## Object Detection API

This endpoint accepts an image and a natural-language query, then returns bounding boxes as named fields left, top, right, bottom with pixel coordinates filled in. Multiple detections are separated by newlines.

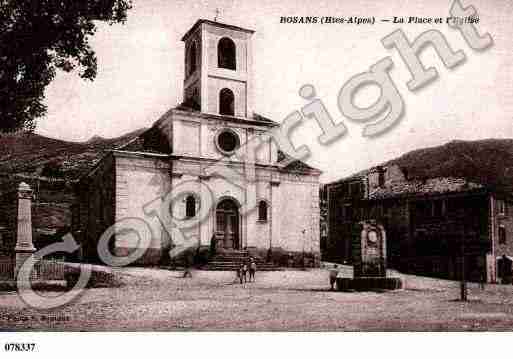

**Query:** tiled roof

left=368, top=177, right=485, bottom=200
left=277, top=151, right=321, bottom=173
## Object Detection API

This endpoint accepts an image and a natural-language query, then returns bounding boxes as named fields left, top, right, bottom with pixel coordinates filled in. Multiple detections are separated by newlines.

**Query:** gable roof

left=277, top=150, right=321, bottom=174
left=119, top=126, right=171, bottom=155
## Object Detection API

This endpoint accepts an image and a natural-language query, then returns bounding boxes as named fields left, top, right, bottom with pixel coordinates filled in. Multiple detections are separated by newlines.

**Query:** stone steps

left=202, top=264, right=280, bottom=271
left=202, top=250, right=280, bottom=271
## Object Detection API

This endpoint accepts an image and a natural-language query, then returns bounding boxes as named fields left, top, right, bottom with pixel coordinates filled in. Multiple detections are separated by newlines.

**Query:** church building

left=72, top=19, right=321, bottom=266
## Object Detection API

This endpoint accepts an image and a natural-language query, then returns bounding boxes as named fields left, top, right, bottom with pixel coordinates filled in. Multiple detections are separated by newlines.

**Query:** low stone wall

left=0, top=256, right=65, bottom=282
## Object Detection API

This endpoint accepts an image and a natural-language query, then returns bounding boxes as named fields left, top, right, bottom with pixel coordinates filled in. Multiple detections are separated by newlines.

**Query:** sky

left=38, top=0, right=513, bottom=183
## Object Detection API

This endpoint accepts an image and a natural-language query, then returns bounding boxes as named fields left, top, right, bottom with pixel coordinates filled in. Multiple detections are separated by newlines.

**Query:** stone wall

left=73, top=154, right=116, bottom=263
left=113, top=153, right=171, bottom=265
left=278, top=173, right=320, bottom=254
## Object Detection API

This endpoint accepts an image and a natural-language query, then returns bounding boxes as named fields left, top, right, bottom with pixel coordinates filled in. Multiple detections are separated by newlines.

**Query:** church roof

left=278, top=151, right=321, bottom=174
left=118, top=125, right=171, bottom=155
left=181, top=19, right=255, bottom=41
left=252, top=113, right=278, bottom=125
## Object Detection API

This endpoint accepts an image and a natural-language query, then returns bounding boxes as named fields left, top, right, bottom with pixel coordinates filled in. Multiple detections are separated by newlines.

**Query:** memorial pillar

left=14, top=182, right=35, bottom=276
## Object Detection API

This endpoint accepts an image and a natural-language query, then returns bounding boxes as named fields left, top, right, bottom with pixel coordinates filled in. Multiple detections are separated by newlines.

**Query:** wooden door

left=215, top=199, right=240, bottom=249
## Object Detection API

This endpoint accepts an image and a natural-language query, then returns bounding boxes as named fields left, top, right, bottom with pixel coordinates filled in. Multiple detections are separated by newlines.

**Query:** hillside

left=0, top=128, right=146, bottom=231
left=0, top=128, right=146, bottom=181
left=384, top=139, right=513, bottom=194
left=330, top=139, right=513, bottom=195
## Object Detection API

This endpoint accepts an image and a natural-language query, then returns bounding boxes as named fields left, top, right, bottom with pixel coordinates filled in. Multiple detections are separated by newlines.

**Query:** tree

left=0, top=0, right=132, bottom=133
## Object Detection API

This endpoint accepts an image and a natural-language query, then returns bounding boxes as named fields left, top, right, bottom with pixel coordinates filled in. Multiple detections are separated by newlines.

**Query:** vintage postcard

left=0, top=0, right=512, bottom=356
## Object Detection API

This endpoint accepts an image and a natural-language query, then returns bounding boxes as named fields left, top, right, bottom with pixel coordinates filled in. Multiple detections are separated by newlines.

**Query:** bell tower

left=181, top=19, right=255, bottom=118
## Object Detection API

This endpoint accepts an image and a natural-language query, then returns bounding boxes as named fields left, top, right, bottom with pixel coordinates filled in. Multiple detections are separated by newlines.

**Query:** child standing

left=249, top=258, right=257, bottom=282
left=329, top=264, right=339, bottom=290
left=239, top=263, right=247, bottom=284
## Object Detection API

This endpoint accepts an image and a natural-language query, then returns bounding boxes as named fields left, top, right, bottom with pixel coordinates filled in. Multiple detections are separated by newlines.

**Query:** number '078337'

left=4, top=343, right=36, bottom=352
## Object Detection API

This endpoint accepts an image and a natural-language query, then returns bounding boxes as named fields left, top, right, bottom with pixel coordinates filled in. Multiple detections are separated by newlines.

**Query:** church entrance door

left=215, top=198, right=240, bottom=250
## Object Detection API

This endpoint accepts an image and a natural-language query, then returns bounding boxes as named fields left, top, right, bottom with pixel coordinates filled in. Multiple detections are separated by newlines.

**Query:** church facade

left=72, top=19, right=321, bottom=266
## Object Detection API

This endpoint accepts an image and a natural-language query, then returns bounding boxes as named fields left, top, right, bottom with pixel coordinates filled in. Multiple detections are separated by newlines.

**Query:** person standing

left=238, top=263, right=247, bottom=284
left=183, top=253, right=193, bottom=278
left=235, top=264, right=241, bottom=283
left=329, top=264, right=339, bottom=290
left=249, top=258, right=257, bottom=282
left=241, top=262, right=248, bottom=284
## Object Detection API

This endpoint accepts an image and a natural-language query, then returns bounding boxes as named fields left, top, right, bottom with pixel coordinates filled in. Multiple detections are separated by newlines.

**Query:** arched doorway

left=215, top=198, right=240, bottom=250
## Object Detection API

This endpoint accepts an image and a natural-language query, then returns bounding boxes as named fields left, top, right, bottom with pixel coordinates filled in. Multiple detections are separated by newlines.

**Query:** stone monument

left=14, top=182, right=36, bottom=277
left=337, top=220, right=402, bottom=291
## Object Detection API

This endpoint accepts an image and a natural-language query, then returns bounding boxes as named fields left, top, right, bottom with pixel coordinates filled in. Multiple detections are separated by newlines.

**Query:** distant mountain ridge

left=0, top=128, right=146, bottom=184
left=330, top=138, right=513, bottom=195
left=0, top=128, right=146, bottom=231
left=383, top=139, right=513, bottom=194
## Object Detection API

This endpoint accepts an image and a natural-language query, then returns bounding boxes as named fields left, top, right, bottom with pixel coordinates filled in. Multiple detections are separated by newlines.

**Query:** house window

left=499, top=226, right=507, bottom=244
left=218, top=37, right=236, bottom=70
left=258, top=201, right=268, bottom=222
left=185, top=195, right=196, bottom=218
left=187, top=41, right=197, bottom=76
left=219, top=88, right=235, bottom=116
left=498, top=199, right=506, bottom=216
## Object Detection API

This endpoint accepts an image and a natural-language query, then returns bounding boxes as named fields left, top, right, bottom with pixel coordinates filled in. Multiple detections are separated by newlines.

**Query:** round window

left=216, top=129, right=239, bottom=154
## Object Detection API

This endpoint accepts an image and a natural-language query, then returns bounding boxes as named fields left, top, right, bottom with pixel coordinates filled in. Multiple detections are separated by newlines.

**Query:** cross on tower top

left=214, top=8, right=220, bottom=22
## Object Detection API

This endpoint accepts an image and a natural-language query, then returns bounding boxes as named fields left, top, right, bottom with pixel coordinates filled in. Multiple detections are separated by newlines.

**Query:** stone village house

left=326, top=164, right=513, bottom=283
left=72, top=20, right=321, bottom=266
